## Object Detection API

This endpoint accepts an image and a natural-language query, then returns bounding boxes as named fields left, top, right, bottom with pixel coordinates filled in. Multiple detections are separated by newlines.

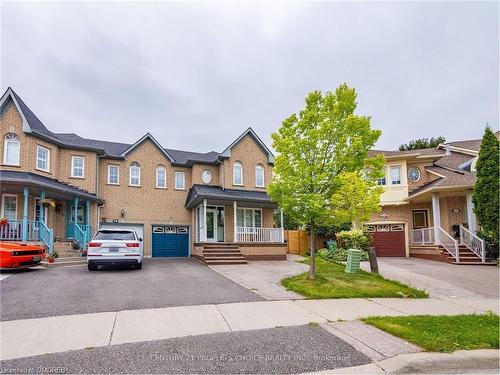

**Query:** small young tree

left=472, top=126, right=499, bottom=242
left=398, top=136, right=445, bottom=151
left=269, top=84, right=383, bottom=279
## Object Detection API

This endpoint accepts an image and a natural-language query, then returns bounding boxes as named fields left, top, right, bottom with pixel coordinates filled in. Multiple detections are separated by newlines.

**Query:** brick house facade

left=0, top=88, right=286, bottom=260
left=364, top=137, right=496, bottom=263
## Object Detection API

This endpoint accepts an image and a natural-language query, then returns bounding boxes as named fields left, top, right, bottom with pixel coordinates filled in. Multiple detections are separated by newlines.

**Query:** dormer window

left=233, top=162, right=243, bottom=185
left=3, top=133, right=20, bottom=166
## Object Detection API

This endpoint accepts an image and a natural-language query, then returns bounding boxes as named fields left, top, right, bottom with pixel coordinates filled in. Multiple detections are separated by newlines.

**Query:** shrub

left=335, top=228, right=371, bottom=251
left=317, top=247, right=369, bottom=262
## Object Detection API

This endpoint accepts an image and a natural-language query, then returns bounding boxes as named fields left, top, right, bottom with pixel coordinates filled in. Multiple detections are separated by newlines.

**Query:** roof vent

left=445, top=144, right=451, bottom=155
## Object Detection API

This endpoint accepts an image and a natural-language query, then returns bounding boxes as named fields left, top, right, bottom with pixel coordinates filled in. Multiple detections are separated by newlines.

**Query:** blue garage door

left=152, top=225, right=189, bottom=257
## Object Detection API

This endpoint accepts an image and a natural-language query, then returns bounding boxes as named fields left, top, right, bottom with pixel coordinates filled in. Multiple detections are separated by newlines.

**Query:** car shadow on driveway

left=0, top=258, right=263, bottom=321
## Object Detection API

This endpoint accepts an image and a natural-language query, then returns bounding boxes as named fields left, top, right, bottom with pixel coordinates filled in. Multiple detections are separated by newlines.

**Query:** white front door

left=206, top=209, right=217, bottom=242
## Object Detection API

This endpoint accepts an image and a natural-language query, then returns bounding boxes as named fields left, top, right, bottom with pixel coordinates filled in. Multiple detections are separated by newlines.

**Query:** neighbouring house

left=0, top=87, right=286, bottom=264
left=364, top=134, right=499, bottom=264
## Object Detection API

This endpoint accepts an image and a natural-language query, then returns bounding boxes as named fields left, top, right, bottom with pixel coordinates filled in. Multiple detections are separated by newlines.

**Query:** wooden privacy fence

left=284, top=230, right=328, bottom=254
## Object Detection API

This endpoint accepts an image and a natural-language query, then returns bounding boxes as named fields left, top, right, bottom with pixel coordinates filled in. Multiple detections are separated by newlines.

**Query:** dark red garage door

left=366, top=224, right=406, bottom=257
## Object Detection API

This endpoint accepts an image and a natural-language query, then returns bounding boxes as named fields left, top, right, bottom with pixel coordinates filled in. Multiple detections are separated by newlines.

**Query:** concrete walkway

left=1, top=297, right=498, bottom=360
left=210, top=254, right=308, bottom=300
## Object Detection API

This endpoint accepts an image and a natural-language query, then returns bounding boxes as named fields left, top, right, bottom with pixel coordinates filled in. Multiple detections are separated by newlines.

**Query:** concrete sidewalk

left=1, top=297, right=498, bottom=360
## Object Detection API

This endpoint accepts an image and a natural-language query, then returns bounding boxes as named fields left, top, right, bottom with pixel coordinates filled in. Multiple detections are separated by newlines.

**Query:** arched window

left=255, top=164, right=265, bottom=187
left=233, top=162, right=243, bottom=185
left=129, top=162, right=141, bottom=186
left=3, top=133, right=20, bottom=166
left=156, top=165, right=167, bottom=188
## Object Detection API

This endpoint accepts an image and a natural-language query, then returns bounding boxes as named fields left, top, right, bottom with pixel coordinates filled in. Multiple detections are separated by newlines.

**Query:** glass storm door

left=206, top=210, right=216, bottom=242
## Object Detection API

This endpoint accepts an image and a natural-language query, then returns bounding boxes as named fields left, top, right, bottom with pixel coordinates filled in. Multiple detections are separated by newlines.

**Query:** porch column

left=280, top=210, right=284, bottom=243
left=466, top=191, right=477, bottom=233
left=22, top=187, right=29, bottom=242
left=233, top=201, right=237, bottom=242
left=85, top=200, right=90, bottom=225
left=39, top=191, right=45, bottom=225
left=432, top=193, right=441, bottom=245
left=73, top=196, right=79, bottom=231
left=203, top=199, right=207, bottom=242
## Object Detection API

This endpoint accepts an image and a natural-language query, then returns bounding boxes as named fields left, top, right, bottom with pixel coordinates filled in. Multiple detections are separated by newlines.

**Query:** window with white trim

left=255, top=164, right=265, bottom=187
left=108, top=165, right=119, bottom=185
left=71, top=156, right=84, bottom=178
left=3, top=133, right=20, bottom=166
left=174, top=171, right=185, bottom=190
left=236, top=208, right=262, bottom=228
left=377, top=168, right=386, bottom=185
left=233, top=162, right=243, bottom=185
left=36, top=145, right=50, bottom=171
left=129, top=162, right=141, bottom=186
left=1, top=194, right=17, bottom=221
left=390, top=166, right=401, bottom=185
left=156, top=165, right=167, bottom=188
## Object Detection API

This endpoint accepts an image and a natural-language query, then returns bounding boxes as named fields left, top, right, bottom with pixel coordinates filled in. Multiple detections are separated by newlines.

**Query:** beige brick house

left=0, top=88, right=286, bottom=263
left=364, top=134, right=498, bottom=264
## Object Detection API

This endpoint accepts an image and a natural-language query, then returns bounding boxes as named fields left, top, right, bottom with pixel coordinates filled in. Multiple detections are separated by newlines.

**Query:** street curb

left=377, top=349, right=500, bottom=374
left=311, top=349, right=500, bottom=374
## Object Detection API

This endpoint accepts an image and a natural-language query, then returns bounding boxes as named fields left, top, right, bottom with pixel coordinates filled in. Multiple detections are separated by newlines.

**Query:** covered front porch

left=0, top=171, right=102, bottom=253
left=408, top=188, right=486, bottom=263
left=185, top=185, right=287, bottom=261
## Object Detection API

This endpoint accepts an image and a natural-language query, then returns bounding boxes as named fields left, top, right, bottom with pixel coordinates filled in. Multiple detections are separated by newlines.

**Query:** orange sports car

left=0, top=243, right=46, bottom=270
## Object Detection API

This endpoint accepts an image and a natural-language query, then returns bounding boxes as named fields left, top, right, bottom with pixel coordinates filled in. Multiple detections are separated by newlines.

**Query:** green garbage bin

left=326, top=240, right=336, bottom=251
left=345, top=249, right=362, bottom=273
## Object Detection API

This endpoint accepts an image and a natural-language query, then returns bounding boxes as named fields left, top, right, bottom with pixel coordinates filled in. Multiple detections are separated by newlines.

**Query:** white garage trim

left=365, top=221, right=409, bottom=257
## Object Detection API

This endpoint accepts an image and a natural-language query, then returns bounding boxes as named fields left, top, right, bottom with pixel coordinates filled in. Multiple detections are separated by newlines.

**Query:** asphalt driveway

left=0, top=258, right=263, bottom=321
left=361, top=257, right=499, bottom=298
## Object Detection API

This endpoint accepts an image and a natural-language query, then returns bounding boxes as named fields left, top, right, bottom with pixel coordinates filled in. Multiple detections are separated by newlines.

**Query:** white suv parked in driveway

left=87, top=228, right=144, bottom=271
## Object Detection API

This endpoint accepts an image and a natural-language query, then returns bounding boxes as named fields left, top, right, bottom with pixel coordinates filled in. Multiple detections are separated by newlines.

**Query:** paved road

left=361, top=257, right=500, bottom=298
left=0, top=325, right=370, bottom=374
left=0, top=259, right=262, bottom=321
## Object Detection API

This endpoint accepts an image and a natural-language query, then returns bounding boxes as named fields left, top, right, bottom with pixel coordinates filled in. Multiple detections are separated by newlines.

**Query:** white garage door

left=99, top=222, right=144, bottom=241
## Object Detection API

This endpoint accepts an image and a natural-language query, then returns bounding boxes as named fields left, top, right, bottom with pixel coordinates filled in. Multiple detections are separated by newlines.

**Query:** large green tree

left=472, top=126, right=499, bottom=242
left=398, top=136, right=445, bottom=151
left=269, top=84, right=383, bottom=279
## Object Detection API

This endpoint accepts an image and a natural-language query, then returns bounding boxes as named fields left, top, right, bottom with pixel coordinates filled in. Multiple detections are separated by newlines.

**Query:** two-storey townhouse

left=364, top=134, right=499, bottom=264
left=0, top=88, right=286, bottom=263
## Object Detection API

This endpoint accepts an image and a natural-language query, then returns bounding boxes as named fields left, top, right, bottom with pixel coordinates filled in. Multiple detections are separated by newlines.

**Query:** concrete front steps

left=410, top=244, right=495, bottom=265
left=41, top=240, right=86, bottom=268
left=202, top=244, right=247, bottom=265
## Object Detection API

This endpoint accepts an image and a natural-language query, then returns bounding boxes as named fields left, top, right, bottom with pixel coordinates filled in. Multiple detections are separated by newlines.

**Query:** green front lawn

left=363, top=314, right=499, bottom=352
left=281, top=258, right=427, bottom=299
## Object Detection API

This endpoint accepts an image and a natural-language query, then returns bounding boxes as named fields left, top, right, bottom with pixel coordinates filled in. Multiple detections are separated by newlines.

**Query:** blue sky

left=2, top=1, right=498, bottom=152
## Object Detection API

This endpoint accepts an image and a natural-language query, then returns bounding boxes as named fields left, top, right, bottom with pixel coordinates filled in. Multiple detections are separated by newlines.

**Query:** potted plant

left=40, top=198, right=56, bottom=208
left=47, top=254, right=55, bottom=263
left=52, top=250, right=59, bottom=259
left=0, top=217, right=7, bottom=227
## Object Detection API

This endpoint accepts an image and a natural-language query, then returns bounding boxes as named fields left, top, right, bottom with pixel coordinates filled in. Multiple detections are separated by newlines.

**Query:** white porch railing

left=236, top=227, right=283, bottom=243
left=460, top=225, right=485, bottom=262
left=411, top=227, right=435, bottom=245
left=438, top=227, right=459, bottom=262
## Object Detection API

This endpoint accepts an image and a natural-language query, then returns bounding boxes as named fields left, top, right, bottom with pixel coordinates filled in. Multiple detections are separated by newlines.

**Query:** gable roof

left=221, top=127, right=275, bottom=164
left=0, top=88, right=273, bottom=167
left=119, top=133, right=174, bottom=162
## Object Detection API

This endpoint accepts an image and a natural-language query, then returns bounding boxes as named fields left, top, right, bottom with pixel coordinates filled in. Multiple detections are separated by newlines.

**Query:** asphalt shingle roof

left=0, top=170, right=103, bottom=202
left=185, top=184, right=274, bottom=208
